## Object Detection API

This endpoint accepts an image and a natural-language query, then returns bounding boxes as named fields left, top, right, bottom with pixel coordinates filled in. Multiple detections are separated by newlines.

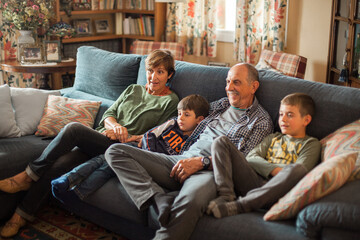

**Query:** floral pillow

left=35, top=95, right=101, bottom=137
left=263, top=152, right=357, bottom=221
left=320, top=119, right=360, bottom=181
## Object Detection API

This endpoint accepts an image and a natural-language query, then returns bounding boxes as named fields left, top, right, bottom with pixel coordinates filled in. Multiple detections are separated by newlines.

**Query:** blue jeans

left=65, top=154, right=114, bottom=200
left=17, top=122, right=115, bottom=221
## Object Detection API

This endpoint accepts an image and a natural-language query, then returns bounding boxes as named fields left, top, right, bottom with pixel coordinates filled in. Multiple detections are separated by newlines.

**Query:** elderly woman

left=0, top=49, right=179, bottom=237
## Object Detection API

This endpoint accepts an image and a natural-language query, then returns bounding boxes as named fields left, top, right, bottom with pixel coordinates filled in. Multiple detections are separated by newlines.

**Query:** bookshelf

left=55, top=0, right=166, bottom=53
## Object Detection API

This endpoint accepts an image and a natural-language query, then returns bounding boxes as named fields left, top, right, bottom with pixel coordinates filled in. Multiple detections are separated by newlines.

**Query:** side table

left=0, top=60, right=76, bottom=90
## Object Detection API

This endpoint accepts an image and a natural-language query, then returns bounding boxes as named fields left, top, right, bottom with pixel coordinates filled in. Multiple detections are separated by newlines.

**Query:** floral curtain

left=0, top=12, right=40, bottom=88
left=234, top=0, right=287, bottom=64
left=166, top=0, right=219, bottom=57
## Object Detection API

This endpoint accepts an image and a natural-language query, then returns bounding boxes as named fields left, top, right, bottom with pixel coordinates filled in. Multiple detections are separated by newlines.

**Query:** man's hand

left=270, top=167, right=282, bottom=177
left=170, top=157, right=203, bottom=183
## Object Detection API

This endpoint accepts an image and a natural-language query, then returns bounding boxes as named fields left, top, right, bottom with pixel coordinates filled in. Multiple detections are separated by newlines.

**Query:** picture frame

left=44, top=40, right=61, bottom=62
left=95, top=19, right=110, bottom=33
left=19, top=43, right=44, bottom=63
left=73, top=19, right=92, bottom=35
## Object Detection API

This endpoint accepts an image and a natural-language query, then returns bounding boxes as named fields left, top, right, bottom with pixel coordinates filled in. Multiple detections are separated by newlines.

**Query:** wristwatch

left=201, top=156, right=211, bottom=170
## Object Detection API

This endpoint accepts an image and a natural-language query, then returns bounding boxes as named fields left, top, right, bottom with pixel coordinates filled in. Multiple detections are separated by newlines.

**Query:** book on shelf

left=116, top=0, right=123, bottom=9
left=123, top=17, right=130, bottom=34
left=123, top=15, right=154, bottom=36
left=99, top=0, right=105, bottom=9
left=115, top=12, right=123, bottom=34
left=91, top=0, right=99, bottom=10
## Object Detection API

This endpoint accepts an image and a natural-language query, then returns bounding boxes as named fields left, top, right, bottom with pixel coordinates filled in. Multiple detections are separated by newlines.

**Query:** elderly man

left=105, top=63, right=274, bottom=240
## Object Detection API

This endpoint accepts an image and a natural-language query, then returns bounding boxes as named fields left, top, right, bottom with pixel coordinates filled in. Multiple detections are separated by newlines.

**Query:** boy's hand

left=124, top=135, right=144, bottom=147
left=170, top=157, right=203, bottom=183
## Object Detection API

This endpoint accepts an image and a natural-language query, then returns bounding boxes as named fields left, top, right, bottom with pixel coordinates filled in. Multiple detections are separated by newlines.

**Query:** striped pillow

left=321, top=119, right=360, bottom=181
left=263, top=152, right=357, bottom=221
left=35, top=95, right=101, bottom=137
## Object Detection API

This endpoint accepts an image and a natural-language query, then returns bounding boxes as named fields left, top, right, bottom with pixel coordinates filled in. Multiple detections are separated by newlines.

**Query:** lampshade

left=155, top=0, right=186, bottom=2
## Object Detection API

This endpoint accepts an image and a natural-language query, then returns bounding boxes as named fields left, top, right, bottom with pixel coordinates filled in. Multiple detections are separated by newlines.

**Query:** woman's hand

left=102, top=129, right=117, bottom=141
left=112, top=125, right=129, bottom=143
left=170, top=157, right=203, bottom=183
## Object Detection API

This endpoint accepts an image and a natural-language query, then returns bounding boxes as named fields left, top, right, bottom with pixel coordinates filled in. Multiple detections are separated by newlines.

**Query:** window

left=216, top=0, right=236, bottom=42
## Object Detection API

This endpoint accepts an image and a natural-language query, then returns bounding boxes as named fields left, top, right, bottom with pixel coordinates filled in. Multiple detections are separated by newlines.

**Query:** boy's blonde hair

left=177, top=94, right=210, bottom=118
left=281, top=93, right=315, bottom=117
left=145, top=49, right=175, bottom=76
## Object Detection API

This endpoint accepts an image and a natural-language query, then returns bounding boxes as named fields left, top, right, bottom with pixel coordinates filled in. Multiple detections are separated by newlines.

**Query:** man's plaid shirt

left=179, top=97, right=274, bottom=156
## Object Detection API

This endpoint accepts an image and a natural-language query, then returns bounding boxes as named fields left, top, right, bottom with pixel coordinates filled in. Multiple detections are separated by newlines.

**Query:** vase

left=18, top=30, right=35, bottom=44
left=17, top=30, right=36, bottom=62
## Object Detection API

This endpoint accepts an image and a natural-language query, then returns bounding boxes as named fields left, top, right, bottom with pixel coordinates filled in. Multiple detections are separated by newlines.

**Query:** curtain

left=234, top=0, right=287, bottom=64
left=0, top=13, right=40, bottom=88
left=166, top=0, right=219, bottom=57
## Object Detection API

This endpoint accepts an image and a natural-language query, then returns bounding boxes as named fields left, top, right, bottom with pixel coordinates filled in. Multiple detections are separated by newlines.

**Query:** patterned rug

left=2, top=205, right=127, bottom=240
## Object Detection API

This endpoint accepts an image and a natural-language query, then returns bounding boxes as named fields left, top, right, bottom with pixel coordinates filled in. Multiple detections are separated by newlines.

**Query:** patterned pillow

left=35, top=95, right=101, bottom=137
left=255, top=58, right=284, bottom=75
left=263, top=152, right=357, bottom=221
left=320, top=119, right=360, bottom=181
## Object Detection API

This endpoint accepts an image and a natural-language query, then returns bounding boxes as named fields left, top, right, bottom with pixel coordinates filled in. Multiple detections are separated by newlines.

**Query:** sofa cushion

left=320, top=119, right=360, bottom=181
left=256, top=70, right=360, bottom=140
left=74, top=46, right=141, bottom=101
left=0, top=84, right=21, bottom=138
left=263, top=152, right=357, bottom=221
left=10, top=87, right=61, bottom=136
left=35, top=95, right=101, bottom=137
left=296, top=179, right=360, bottom=238
left=0, top=135, right=51, bottom=179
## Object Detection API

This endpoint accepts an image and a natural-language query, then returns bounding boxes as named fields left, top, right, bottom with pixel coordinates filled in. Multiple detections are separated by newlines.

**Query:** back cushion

left=137, top=57, right=229, bottom=103
left=256, top=70, right=360, bottom=140
left=74, top=46, right=141, bottom=101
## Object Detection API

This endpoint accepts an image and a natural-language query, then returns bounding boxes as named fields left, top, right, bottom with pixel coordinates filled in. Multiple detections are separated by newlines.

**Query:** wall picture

left=95, top=19, right=110, bottom=33
left=45, top=40, right=61, bottom=62
left=74, top=19, right=92, bottom=35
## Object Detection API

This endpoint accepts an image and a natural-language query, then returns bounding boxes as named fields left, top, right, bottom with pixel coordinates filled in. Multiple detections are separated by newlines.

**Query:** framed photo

left=19, top=44, right=44, bottom=63
left=95, top=19, right=110, bottom=33
left=45, top=40, right=61, bottom=62
left=73, top=19, right=92, bottom=35
left=208, top=61, right=230, bottom=67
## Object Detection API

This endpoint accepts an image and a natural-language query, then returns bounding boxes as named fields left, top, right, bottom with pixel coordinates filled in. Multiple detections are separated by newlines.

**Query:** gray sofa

left=1, top=46, right=360, bottom=240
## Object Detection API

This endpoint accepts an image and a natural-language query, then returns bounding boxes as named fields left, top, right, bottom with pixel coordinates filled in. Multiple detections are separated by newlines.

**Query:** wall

left=183, top=0, right=332, bottom=83
left=286, top=0, right=332, bottom=82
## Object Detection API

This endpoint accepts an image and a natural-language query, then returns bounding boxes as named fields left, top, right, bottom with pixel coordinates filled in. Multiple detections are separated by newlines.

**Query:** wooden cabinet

left=54, top=0, right=166, bottom=53
left=327, top=0, right=360, bottom=88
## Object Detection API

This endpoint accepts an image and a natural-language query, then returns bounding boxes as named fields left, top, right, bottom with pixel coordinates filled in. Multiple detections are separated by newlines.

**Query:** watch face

left=203, top=157, right=210, bottom=165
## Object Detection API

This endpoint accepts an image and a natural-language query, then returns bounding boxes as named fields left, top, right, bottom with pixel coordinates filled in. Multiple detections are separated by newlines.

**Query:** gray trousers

left=212, top=136, right=308, bottom=211
left=105, top=144, right=216, bottom=240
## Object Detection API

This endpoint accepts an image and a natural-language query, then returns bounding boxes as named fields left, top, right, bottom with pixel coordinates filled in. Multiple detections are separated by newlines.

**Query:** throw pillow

left=0, top=84, right=21, bottom=138
left=320, top=119, right=360, bottom=181
left=263, top=152, right=357, bottom=221
left=10, top=87, right=61, bottom=136
left=35, top=95, right=101, bottom=137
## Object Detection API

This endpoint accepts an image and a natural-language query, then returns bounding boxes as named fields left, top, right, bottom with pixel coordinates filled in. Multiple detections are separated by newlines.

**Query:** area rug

left=3, top=205, right=127, bottom=240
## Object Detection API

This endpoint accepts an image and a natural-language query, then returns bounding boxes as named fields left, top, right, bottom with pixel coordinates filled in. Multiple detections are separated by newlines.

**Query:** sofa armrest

left=296, top=180, right=360, bottom=238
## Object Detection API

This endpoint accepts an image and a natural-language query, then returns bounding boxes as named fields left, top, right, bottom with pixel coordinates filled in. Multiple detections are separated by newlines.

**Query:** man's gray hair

left=243, top=63, right=259, bottom=84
